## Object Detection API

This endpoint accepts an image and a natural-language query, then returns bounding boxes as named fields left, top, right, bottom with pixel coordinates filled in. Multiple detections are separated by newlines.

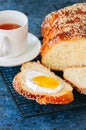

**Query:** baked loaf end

left=63, top=67, right=86, bottom=95
left=13, top=62, right=74, bottom=105
left=41, top=3, right=86, bottom=71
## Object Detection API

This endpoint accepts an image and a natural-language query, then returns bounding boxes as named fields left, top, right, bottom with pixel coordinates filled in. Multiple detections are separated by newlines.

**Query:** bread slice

left=63, top=67, right=86, bottom=94
left=13, top=62, right=74, bottom=104
left=41, top=3, right=86, bottom=71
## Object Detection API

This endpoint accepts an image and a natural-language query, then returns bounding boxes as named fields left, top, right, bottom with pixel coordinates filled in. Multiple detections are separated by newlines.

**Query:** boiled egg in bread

left=26, top=71, right=63, bottom=94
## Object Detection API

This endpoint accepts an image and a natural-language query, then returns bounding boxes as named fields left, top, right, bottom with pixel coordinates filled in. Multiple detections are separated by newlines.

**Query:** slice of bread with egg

left=13, top=62, right=74, bottom=104
left=63, top=67, right=86, bottom=95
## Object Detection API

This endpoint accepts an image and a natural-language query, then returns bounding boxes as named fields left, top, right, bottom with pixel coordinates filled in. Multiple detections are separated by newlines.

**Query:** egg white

left=26, top=71, right=63, bottom=94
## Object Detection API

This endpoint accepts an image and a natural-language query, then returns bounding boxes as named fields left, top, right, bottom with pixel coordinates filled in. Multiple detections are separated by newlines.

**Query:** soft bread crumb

left=64, top=67, right=86, bottom=94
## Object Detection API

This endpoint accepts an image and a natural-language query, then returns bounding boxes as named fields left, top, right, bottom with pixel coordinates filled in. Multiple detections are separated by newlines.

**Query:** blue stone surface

left=0, top=0, right=86, bottom=130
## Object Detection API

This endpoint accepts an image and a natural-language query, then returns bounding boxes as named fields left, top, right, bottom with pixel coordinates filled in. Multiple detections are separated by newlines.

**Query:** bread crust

left=13, top=71, right=74, bottom=105
left=41, top=3, right=86, bottom=57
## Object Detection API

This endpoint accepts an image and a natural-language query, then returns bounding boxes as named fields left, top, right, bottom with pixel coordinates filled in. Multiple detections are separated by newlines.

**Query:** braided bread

left=41, top=3, right=86, bottom=71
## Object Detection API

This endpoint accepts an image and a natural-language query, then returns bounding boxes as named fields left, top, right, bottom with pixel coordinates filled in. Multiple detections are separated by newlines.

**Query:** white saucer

left=0, top=33, right=41, bottom=67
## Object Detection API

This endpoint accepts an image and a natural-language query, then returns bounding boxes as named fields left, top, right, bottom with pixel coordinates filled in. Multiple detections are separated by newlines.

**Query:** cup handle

left=0, top=33, right=6, bottom=57
left=0, top=33, right=9, bottom=57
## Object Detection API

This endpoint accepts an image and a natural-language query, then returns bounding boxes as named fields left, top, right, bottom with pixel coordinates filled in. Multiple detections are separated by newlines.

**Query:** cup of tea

left=0, top=10, right=28, bottom=58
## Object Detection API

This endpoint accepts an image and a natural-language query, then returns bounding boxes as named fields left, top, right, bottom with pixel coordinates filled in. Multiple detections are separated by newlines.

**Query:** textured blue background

left=0, top=0, right=86, bottom=130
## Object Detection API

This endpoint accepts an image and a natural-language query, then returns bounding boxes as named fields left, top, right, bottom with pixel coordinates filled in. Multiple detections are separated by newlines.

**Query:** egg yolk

left=32, top=76, right=60, bottom=89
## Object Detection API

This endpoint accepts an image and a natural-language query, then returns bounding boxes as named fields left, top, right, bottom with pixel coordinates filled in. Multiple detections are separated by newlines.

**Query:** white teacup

left=0, top=10, right=28, bottom=58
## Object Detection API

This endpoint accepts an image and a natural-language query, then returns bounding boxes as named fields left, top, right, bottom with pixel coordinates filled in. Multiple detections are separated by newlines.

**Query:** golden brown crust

left=36, top=91, right=74, bottom=104
left=41, top=3, right=86, bottom=56
left=13, top=72, right=74, bottom=105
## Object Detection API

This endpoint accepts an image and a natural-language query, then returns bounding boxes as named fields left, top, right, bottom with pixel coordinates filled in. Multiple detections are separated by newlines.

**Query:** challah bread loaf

left=13, top=62, right=74, bottom=105
left=63, top=67, right=86, bottom=95
left=41, top=3, right=86, bottom=71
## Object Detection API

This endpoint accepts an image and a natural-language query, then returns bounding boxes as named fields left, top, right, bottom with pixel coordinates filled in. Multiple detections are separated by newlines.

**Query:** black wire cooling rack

left=0, top=61, right=86, bottom=118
